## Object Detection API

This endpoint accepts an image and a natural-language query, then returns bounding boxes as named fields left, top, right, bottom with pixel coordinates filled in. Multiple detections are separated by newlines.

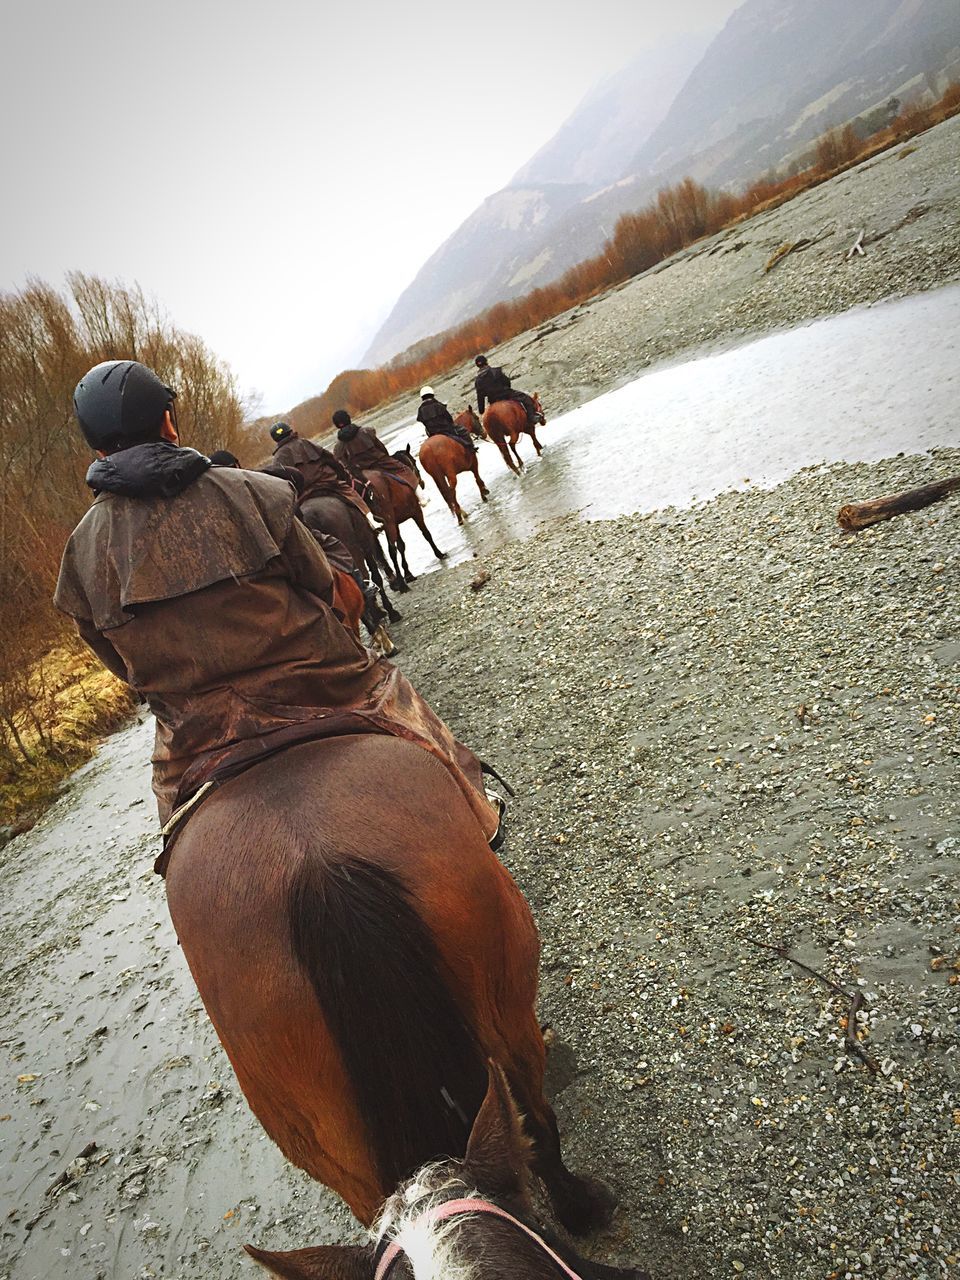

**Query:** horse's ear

left=462, top=1060, right=534, bottom=1201
left=245, top=1243, right=374, bottom=1280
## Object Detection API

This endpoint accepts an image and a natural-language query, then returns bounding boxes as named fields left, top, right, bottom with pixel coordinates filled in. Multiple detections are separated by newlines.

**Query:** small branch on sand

left=764, top=239, right=810, bottom=272
left=745, top=936, right=879, bottom=1073
left=837, top=476, right=960, bottom=531
left=845, top=230, right=866, bottom=260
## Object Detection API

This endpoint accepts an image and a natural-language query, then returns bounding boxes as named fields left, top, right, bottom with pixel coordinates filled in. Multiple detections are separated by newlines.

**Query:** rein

left=374, top=1197, right=585, bottom=1280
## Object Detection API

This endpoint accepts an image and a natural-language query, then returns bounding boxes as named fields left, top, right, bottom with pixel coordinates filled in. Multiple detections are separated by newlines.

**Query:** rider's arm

left=330, top=453, right=358, bottom=485
left=75, top=618, right=130, bottom=684
left=475, top=378, right=486, bottom=414
left=280, top=513, right=336, bottom=607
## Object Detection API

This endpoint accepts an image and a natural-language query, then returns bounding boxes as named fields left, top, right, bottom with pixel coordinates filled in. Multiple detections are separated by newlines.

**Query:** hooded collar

left=86, top=442, right=210, bottom=499
left=337, top=422, right=360, bottom=442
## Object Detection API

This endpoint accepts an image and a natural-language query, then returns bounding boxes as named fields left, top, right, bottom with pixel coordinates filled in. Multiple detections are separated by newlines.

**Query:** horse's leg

left=418, top=824, right=615, bottom=1236
left=433, top=467, right=462, bottom=524
left=495, top=437, right=521, bottom=476
left=378, top=510, right=407, bottom=589
left=409, top=506, right=447, bottom=561
left=508, top=434, right=525, bottom=471
left=355, top=511, right=400, bottom=593
left=448, top=468, right=466, bottom=524
left=471, top=460, right=489, bottom=501
left=394, top=526, right=417, bottom=582
left=528, top=426, right=543, bottom=456
left=363, top=555, right=403, bottom=621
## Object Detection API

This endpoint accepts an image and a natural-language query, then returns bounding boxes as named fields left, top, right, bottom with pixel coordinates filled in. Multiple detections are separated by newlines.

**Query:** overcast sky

left=0, top=0, right=742, bottom=413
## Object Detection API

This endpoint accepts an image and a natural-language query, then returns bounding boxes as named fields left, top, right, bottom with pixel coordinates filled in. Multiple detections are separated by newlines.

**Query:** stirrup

left=485, top=789, right=507, bottom=852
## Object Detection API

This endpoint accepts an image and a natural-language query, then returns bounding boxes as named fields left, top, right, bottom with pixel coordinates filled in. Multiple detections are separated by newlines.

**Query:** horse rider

left=269, top=421, right=381, bottom=529
left=473, top=355, right=544, bottom=426
left=208, top=449, right=240, bottom=467
left=415, top=387, right=478, bottom=453
left=262, top=459, right=383, bottom=608
left=54, top=360, right=501, bottom=846
left=332, top=410, right=421, bottom=492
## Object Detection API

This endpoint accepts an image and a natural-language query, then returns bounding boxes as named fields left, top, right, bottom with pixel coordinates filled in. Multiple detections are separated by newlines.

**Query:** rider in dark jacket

left=416, top=387, right=477, bottom=452
left=474, top=355, right=543, bottom=425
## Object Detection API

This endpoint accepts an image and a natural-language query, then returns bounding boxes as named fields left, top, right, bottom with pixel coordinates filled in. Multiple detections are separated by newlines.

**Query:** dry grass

left=0, top=644, right=136, bottom=835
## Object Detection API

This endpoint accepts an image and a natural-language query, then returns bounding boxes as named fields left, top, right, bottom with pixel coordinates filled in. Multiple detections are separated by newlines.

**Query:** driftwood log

left=837, top=476, right=960, bottom=531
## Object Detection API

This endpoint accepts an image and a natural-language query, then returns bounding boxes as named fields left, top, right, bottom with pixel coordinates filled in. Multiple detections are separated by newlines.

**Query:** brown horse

left=165, top=735, right=613, bottom=1238
left=419, top=413, right=489, bottom=525
left=247, top=1063, right=648, bottom=1280
left=365, top=465, right=446, bottom=586
left=479, top=394, right=546, bottom=475
left=299, top=494, right=403, bottom=619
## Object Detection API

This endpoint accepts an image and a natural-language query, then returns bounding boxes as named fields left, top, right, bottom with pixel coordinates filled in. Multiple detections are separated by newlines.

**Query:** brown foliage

left=0, top=274, right=244, bottom=824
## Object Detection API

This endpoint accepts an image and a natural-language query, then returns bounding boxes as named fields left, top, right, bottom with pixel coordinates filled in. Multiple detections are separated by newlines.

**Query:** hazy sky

left=0, top=0, right=741, bottom=413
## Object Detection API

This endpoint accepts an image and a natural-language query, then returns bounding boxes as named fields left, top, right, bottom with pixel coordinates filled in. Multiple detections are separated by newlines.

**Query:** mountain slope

left=629, top=0, right=960, bottom=187
left=364, top=0, right=960, bottom=369
left=362, top=34, right=711, bottom=366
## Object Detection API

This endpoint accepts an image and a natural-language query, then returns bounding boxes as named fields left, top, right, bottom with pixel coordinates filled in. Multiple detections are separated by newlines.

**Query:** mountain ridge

left=363, top=0, right=960, bottom=369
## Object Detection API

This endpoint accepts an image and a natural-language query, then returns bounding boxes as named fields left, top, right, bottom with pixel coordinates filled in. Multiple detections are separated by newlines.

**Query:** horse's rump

left=165, top=735, right=540, bottom=1220
left=483, top=398, right=526, bottom=436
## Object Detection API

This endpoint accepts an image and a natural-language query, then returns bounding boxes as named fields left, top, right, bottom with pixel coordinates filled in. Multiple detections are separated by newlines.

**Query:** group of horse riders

left=53, top=357, right=633, bottom=1267
left=54, top=352, right=540, bottom=839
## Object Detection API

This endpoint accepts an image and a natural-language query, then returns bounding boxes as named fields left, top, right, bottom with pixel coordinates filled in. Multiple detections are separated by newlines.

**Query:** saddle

left=154, top=715, right=392, bottom=876
left=154, top=718, right=514, bottom=877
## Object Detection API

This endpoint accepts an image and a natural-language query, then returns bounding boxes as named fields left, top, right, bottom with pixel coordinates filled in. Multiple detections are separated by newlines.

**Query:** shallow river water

left=390, top=284, right=960, bottom=577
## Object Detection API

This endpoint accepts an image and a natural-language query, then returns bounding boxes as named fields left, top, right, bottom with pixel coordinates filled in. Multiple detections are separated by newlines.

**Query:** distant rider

left=269, top=421, right=381, bottom=529
left=473, top=355, right=543, bottom=426
left=415, top=387, right=477, bottom=453
left=332, top=410, right=421, bottom=491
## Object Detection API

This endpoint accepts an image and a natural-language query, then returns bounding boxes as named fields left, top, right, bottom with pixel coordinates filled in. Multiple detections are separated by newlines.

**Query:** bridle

left=373, top=1196, right=585, bottom=1280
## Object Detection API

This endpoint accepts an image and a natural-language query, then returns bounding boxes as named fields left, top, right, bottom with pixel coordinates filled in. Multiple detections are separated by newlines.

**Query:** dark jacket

left=334, top=424, right=418, bottom=490
left=272, top=434, right=368, bottom=510
left=474, top=365, right=512, bottom=413
left=416, top=396, right=455, bottom=434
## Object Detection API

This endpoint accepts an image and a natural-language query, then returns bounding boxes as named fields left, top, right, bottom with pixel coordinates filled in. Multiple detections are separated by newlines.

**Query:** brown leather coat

left=55, top=465, right=496, bottom=836
left=334, top=425, right=418, bottom=490
left=272, top=434, right=370, bottom=510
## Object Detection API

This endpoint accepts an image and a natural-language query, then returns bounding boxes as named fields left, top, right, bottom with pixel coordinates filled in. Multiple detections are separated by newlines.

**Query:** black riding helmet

left=270, top=422, right=294, bottom=443
left=474, top=354, right=488, bottom=367
left=74, top=360, right=176, bottom=452
left=331, top=409, right=351, bottom=428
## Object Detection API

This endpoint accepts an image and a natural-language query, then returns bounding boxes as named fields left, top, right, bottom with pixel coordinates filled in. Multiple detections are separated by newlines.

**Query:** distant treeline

left=277, top=81, right=960, bottom=440
left=0, top=274, right=245, bottom=816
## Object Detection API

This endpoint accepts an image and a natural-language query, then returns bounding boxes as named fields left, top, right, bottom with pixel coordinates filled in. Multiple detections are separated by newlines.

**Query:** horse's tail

left=288, top=856, right=489, bottom=1191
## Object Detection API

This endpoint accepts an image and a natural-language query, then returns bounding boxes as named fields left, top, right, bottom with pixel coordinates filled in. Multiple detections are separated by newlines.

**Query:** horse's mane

left=373, top=1163, right=480, bottom=1280
left=288, top=857, right=488, bottom=1190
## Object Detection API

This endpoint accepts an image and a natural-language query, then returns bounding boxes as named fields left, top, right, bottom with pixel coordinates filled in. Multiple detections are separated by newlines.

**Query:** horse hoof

left=553, top=1176, right=617, bottom=1236
left=391, top=578, right=409, bottom=593
left=387, top=610, right=403, bottom=623
left=437, top=552, right=449, bottom=560
left=404, top=573, right=418, bottom=583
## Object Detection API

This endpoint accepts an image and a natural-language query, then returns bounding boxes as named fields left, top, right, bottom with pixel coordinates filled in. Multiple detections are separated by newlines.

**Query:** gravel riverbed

left=1, top=114, right=959, bottom=1280
left=393, top=447, right=960, bottom=1280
